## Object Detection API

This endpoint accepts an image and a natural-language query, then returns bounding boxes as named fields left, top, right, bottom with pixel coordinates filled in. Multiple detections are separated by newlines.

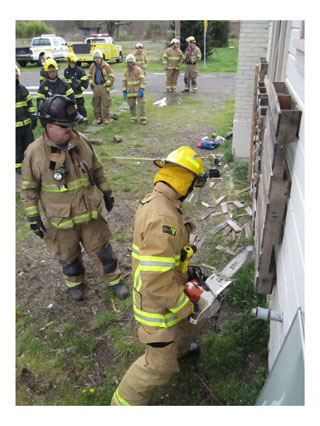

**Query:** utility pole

left=175, top=21, right=180, bottom=40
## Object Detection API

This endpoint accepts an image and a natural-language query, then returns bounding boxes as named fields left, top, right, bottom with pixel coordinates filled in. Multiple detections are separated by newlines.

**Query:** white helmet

left=135, top=43, right=143, bottom=49
left=16, top=65, right=21, bottom=76
left=126, top=54, right=136, bottom=63
left=170, top=38, right=180, bottom=45
left=93, top=50, right=103, bottom=59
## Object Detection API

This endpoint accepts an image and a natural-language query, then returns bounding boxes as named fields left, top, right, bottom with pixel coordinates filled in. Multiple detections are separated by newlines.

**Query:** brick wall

left=233, top=21, right=270, bottom=160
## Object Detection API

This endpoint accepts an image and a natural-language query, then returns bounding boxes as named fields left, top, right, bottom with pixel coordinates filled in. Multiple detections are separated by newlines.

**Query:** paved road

left=20, top=71, right=236, bottom=103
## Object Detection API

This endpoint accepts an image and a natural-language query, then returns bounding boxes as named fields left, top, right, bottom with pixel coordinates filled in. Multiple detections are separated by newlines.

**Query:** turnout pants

left=44, top=215, right=122, bottom=289
left=165, top=69, right=180, bottom=91
left=111, top=318, right=207, bottom=406
left=92, top=85, right=112, bottom=121
left=184, top=64, right=199, bottom=92
left=16, top=124, right=34, bottom=170
left=75, top=95, right=88, bottom=122
left=127, top=96, right=146, bottom=121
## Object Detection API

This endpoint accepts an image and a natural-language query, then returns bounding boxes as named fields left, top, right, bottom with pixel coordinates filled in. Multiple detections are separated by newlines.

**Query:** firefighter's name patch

left=162, top=225, right=177, bottom=236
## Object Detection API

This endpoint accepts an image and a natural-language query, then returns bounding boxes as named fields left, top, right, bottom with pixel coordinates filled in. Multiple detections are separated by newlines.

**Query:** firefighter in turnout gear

left=134, top=43, right=148, bottom=76
left=122, top=54, right=146, bottom=125
left=162, top=39, right=183, bottom=93
left=37, top=59, right=84, bottom=124
left=182, top=36, right=202, bottom=93
left=20, top=95, right=129, bottom=301
left=40, top=54, right=54, bottom=83
left=88, top=50, right=115, bottom=125
left=16, top=65, right=36, bottom=174
left=64, top=53, right=89, bottom=124
left=111, top=146, right=209, bottom=406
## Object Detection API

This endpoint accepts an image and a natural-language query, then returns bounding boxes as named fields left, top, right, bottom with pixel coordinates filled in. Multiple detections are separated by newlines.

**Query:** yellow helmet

left=44, top=58, right=59, bottom=72
left=44, top=53, right=54, bottom=62
left=170, top=38, right=180, bottom=45
left=67, top=52, right=78, bottom=63
left=186, top=36, right=196, bottom=43
left=154, top=146, right=206, bottom=196
left=15, top=65, right=20, bottom=76
left=126, top=54, right=136, bottom=63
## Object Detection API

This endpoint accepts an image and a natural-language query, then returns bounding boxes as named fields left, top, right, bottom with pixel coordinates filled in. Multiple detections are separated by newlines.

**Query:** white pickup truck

left=16, top=34, right=68, bottom=67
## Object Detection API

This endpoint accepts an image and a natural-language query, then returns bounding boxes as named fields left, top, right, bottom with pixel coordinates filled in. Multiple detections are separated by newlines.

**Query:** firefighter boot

left=111, top=281, right=129, bottom=299
left=69, top=283, right=84, bottom=301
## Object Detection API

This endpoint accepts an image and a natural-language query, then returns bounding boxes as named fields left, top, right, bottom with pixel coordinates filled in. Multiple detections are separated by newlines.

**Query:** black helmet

left=38, top=95, right=78, bottom=128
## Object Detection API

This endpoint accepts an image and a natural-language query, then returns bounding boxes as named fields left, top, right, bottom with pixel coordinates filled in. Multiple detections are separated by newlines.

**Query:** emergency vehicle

left=68, top=34, right=123, bottom=66
left=16, top=34, right=68, bottom=67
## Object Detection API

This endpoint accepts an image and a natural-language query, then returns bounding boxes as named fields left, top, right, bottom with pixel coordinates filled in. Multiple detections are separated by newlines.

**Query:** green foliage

left=16, top=21, right=55, bottom=38
left=174, top=21, right=230, bottom=57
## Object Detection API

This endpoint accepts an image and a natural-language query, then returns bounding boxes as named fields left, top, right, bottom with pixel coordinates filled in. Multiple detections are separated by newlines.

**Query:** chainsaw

left=184, top=245, right=254, bottom=324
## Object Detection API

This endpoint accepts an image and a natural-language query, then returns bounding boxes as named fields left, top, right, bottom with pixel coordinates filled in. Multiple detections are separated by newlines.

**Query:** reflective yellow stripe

left=50, top=211, right=100, bottom=229
left=21, top=180, right=39, bottom=190
left=16, top=118, right=31, bottom=127
left=133, top=303, right=181, bottom=328
left=41, top=177, right=90, bottom=192
left=108, top=275, right=123, bottom=286
left=37, top=93, right=46, bottom=99
left=99, top=182, right=111, bottom=192
left=65, top=280, right=83, bottom=288
left=168, top=292, right=190, bottom=314
left=25, top=205, right=39, bottom=216
left=127, top=81, right=140, bottom=86
left=16, top=101, right=27, bottom=108
left=65, top=88, right=74, bottom=97
left=113, top=389, right=131, bottom=406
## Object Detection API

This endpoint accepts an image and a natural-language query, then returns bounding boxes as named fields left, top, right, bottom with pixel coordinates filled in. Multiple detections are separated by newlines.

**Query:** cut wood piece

left=244, top=223, right=251, bottom=238
left=201, top=263, right=216, bottom=270
left=215, top=245, right=236, bottom=256
left=221, top=202, right=228, bottom=214
left=245, top=206, right=253, bottom=216
left=235, top=186, right=251, bottom=195
left=215, top=195, right=226, bottom=206
left=232, top=231, right=243, bottom=251
left=233, top=200, right=244, bottom=208
left=209, top=181, right=216, bottom=188
left=200, top=209, right=215, bottom=220
left=211, top=222, right=227, bottom=235
left=189, top=233, right=198, bottom=245
left=197, top=237, right=206, bottom=249
left=223, top=225, right=232, bottom=236
left=227, top=220, right=242, bottom=232
left=201, top=202, right=211, bottom=208
left=211, top=211, right=222, bottom=218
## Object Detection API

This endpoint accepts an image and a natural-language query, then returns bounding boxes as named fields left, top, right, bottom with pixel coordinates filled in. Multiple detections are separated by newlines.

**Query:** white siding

left=268, top=21, right=305, bottom=368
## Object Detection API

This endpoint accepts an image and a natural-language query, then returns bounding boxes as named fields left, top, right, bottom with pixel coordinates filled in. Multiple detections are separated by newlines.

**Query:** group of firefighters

left=16, top=35, right=208, bottom=406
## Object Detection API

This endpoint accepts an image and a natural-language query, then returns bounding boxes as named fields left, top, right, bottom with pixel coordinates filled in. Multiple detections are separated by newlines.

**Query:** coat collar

left=154, top=182, right=183, bottom=212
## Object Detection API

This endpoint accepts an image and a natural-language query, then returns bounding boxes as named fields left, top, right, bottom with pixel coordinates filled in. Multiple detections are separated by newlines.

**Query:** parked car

left=16, top=34, right=68, bottom=67
left=68, top=34, right=123, bottom=66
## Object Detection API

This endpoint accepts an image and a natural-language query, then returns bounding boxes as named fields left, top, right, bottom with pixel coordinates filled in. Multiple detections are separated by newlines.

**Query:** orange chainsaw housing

left=184, top=279, right=203, bottom=302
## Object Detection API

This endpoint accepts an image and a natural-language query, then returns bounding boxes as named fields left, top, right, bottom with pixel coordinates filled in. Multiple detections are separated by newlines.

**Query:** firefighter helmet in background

left=44, top=53, right=54, bottom=62
left=186, top=36, right=196, bottom=43
left=38, top=95, right=78, bottom=128
left=67, top=52, right=78, bottom=63
left=93, top=50, right=103, bottom=59
left=135, top=43, right=143, bottom=48
left=153, top=146, right=206, bottom=197
left=16, top=65, right=20, bottom=77
left=126, top=54, right=136, bottom=63
left=44, top=58, right=59, bottom=72
left=170, top=38, right=180, bottom=45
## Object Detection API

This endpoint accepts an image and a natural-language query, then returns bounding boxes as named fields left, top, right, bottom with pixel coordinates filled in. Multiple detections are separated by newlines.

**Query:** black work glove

left=29, top=215, right=46, bottom=239
left=30, top=114, right=38, bottom=130
left=103, top=190, right=114, bottom=212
